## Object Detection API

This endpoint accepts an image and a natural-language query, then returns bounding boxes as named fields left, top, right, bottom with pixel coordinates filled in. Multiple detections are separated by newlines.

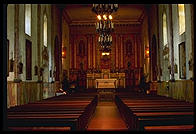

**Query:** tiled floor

left=87, top=101, right=128, bottom=131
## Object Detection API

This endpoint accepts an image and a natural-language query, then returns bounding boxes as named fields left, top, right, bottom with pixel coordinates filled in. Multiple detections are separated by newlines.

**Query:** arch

left=54, top=35, right=60, bottom=81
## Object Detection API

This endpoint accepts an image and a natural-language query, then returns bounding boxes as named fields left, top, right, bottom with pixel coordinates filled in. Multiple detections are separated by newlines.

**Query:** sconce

left=145, top=48, right=149, bottom=58
left=62, top=47, right=66, bottom=58
left=174, top=64, right=178, bottom=73
left=168, top=65, right=171, bottom=74
left=18, top=62, right=23, bottom=74
left=9, top=59, right=14, bottom=72
left=34, top=66, right=38, bottom=75
left=188, top=58, right=193, bottom=70
left=40, top=67, right=44, bottom=76
left=50, top=70, right=52, bottom=77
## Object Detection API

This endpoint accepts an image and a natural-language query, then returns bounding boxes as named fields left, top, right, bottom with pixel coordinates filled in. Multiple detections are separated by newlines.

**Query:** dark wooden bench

left=7, top=94, right=98, bottom=131
left=144, top=125, right=194, bottom=131
left=115, top=94, right=194, bottom=131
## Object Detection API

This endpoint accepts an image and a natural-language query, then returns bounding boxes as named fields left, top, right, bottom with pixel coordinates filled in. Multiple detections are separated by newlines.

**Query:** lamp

left=92, top=4, right=118, bottom=52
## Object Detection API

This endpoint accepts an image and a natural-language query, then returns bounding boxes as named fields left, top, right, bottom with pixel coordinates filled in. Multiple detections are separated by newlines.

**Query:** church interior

left=3, top=4, right=194, bottom=131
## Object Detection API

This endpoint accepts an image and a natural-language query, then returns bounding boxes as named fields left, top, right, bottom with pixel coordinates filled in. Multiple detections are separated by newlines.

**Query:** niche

left=34, top=66, right=38, bottom=75
left=9, top=59, right=14, bottom=72
left=18, top=62, right=23, bottom=74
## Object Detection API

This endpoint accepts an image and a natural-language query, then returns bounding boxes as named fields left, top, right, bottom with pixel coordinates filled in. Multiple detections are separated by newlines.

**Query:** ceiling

left=61, top=4, right=145, bottom=25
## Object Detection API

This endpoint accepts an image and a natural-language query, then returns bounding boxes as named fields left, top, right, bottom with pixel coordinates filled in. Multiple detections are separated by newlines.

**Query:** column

left=134, top=35, right=137, bottom=68
left=69, top=36, right=72, bottom=69
left=115, top=35, right=118, bottom=69
left=93, top=35, right=95, bottom=68
left=118, top=35, right=121, bottom=68
left=120, top=35, right=123, bottom=68
left=14, top=4, right=20, bottom=81
left=37, top=4, right=41, bottom=81
left=87, top=35, right=91, bottom=68
left=91, top=35, right=93, bottom=68
left=74, top=36, right=76, bottom=69
left=169, top=5, right=175, bottom=81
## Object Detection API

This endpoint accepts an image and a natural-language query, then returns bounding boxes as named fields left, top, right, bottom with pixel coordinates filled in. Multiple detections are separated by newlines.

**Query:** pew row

left=7, top=93, right=98, bottom=131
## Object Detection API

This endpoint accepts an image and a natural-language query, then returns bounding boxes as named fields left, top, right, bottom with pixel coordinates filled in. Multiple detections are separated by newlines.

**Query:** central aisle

left=87, top=101, right=128, bottom=131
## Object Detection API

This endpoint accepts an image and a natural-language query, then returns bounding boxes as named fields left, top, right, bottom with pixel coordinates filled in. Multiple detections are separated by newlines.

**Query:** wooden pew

left=144, top=125, right=194, bottom=131
left=115, top=94, right=194, bottom=131
left=7, top=93, right=98, bottom=131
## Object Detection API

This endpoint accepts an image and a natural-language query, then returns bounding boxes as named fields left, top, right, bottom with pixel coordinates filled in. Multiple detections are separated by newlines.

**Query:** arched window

left=43, top=14, right=47, bottom=47
left=162, top=13, right=168, bottom=46
left=178, top=4, right=185, bottom=35
left=25, top=4, right=31, bottom=36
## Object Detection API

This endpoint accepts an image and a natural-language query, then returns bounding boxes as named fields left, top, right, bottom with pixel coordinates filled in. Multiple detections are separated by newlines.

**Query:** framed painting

left=179, top=42, right=186, bottom=79
left=7, top=39, right=9, bottom=76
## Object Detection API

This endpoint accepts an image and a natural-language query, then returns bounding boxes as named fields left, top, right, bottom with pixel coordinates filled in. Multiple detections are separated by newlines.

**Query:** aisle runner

left=87, top=102, right=127, bottom=131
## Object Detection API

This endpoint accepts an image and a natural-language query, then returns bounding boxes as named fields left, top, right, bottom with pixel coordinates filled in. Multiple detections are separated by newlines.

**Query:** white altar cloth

left=95, top=79, right=117, bottom=88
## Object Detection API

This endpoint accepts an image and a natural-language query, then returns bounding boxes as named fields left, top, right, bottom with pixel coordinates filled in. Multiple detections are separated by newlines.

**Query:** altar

left=95, top=79, right=117, bottom=88
left=86, top=69, right=125, bottom=88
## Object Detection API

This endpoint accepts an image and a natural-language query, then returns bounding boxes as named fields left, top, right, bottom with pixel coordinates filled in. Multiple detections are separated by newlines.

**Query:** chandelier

left=92, top=4, right=118, bottom=52
left=92, top=4, right=118, bottom=15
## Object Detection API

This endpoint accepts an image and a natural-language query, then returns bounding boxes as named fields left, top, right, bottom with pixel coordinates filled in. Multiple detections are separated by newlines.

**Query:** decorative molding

left=62, top=9, right=72, bottom=24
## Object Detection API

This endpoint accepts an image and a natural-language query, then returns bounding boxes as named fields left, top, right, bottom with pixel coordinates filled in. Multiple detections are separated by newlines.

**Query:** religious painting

left=54, top=36, right=60, bottom=81
left=77, top=40, right=86, bottom=57
left=125, top=40, right=132, bottom=56
left=26, top=39, right=32, bottom=80
left=179, top=42, right=186, bottom=79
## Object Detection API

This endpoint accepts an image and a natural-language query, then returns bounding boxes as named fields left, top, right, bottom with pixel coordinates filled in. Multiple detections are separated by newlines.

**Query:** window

left=178, top=4, right=185, bottom=35
left=162, top=13, right=168, bottom=46
left=25, top=4, right=31, bottom=36
left=43, top=14, right=47, bottom=47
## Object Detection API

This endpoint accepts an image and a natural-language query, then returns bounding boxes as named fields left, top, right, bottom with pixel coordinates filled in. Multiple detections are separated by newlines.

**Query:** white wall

left=7, top=4, right=15, bottom=81
left=172, top=4, right=193, bottom=80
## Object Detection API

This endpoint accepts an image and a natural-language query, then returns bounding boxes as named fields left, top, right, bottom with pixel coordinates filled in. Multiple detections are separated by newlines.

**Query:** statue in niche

left=80, top=62, right=83, bottom=70
left=9, top=58, right=14, bottom=72
left=34, top=66, right=38, bottom=75
left=127, top=61, right=131, bottom=69
left=79, top=40, right=85, bottom=57
left=18, top=62, right=23, bottom=74
left=126, top=40, right=132, bottom=55
left=42, top=46, right=49, bottom=61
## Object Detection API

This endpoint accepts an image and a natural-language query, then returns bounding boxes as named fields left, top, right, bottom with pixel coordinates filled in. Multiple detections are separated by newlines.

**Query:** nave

left=7, top=88, right=194, bottom=131
left=4, top=4, right=194, bottom=131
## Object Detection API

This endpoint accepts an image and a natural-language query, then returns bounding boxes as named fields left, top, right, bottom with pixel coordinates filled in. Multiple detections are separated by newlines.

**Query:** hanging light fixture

left=92, top=4, right=118, bottom=52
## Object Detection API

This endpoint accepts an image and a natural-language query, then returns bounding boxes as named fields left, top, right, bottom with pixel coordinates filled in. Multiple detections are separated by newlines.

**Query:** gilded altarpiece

left=69, top=25, right=142, bottom=88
